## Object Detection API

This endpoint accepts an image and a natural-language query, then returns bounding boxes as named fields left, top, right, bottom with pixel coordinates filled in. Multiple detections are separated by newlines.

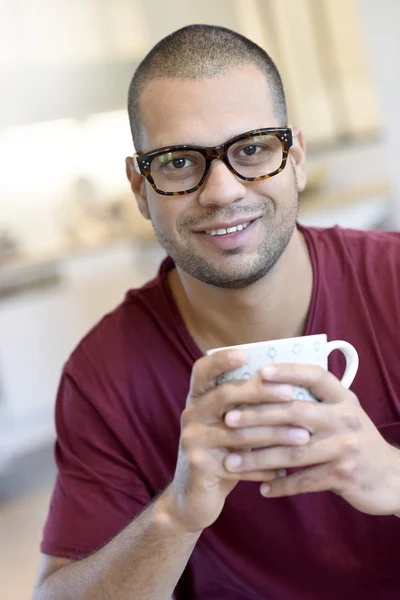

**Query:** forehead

left=138, top=65, right=278, bottom=152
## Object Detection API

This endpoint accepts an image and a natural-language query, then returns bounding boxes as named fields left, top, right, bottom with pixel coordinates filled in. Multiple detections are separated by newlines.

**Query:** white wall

left=357, top=0, right=400, bottom=228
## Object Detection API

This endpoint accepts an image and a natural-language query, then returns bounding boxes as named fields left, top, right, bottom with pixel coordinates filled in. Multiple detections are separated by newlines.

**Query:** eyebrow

left=145, top=128, right=267, bottom=154
left=144, top=128, right=278, bottom=155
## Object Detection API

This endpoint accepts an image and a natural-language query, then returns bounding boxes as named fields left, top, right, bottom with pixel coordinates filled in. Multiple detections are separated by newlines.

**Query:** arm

left=34, top=486, right=200, bottom=600
left=36, top=351, right=307, bottom=599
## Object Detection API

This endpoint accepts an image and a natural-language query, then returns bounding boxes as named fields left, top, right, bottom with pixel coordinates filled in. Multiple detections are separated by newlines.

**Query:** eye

left=231, top=140, right=274, bottom=162
left=240, top=145, right=260, bottom=156
left=163, top=156, right=196, bottom=170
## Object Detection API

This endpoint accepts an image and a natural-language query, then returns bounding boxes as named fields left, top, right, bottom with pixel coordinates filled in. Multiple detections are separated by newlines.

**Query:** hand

left=223, top=363, right=400, bottom=516
left=166, top=351, right=311, bottom=533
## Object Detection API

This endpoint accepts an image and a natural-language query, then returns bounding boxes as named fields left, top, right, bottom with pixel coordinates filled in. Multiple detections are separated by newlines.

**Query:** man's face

left=129, top=64, right=306, bottom=289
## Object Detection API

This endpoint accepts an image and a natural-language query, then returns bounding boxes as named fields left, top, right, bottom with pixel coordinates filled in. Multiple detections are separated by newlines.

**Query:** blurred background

left=1, top=0, right=399, bottom=597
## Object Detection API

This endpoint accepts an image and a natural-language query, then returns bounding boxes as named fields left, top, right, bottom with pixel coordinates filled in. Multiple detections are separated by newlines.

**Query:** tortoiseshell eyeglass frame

left=133, top=127, right=293, bottom=196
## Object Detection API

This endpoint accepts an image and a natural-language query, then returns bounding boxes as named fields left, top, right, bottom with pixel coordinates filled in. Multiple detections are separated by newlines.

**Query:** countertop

left=0, top=178, right=392, bottom=299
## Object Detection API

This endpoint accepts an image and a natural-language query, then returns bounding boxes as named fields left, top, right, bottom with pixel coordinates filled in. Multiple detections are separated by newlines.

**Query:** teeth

left=205, top=221, right=250, bottom=236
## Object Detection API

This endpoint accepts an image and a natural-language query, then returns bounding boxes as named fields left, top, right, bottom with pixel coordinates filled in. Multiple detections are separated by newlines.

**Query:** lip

left=192, top=215, right=262, bottom=233
left=195, top=217, right=261, bottom=251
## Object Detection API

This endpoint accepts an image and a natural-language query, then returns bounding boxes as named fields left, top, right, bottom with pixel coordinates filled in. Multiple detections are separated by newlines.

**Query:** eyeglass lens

left=149, top=133, right=283, bottom=193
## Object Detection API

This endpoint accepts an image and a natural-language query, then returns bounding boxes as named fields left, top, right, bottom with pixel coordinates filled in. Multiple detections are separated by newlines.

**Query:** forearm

left=34, top=487, right=201, bottom=600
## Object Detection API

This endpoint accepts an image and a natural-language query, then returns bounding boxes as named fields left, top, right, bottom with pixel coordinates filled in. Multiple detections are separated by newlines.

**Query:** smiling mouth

left=204, top=220, right=254, bottom=236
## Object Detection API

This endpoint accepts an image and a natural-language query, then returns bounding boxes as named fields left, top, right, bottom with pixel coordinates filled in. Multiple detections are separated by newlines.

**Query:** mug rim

left=206, top=333, right=328, bottom=356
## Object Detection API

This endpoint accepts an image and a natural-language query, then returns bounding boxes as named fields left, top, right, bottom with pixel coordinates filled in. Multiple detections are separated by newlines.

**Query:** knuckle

left=191, top=357, right=202, bottom=375
left=288, top=400, right=305, bottom=423
left=267, top=425, right=281, bottom=441
left=180, top=424, right=202, bottom=451
left=297, top=474, right=314, bottom=493
left=223, top=379, right=246, bottom=399
left=190, top=448, right=209, bottom=471
left=189, top=358, right=203, bottom=385
left=340, top=434, right=359, bottom=455
left=287, top=445, right=305, bottom=462
left=180, top=428, right=193, bottom=452
left=180, top=407, right=193, bottom=428
left=341, top=411, right=362, bottom=432
left=251, top=451, right=265, bottom=469
left=228, top=427, right=248, bottom=444
left=334, top=458, right=357, bottom=481
left=257, top=379, right=272, bottom=397
left=215, top=386, right=230, bottom=406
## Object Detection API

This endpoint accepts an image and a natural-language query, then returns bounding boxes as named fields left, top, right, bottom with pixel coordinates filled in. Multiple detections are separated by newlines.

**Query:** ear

left=289, top=127, right=307, bottom=193
left=125, top=157, right=151, bottom=220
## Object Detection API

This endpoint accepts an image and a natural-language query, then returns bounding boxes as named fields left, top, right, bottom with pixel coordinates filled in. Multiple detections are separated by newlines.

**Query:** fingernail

left=260, top=483, right=271, bottom=496
left=261, top=365, right=277, bottom=379
left=226, top=454, right=242, bottom=470
left=277, top=468, right=287, bottom=478
left=225, top=410, right=241, bottom=425
left=290, top=428, right=310, bottom=442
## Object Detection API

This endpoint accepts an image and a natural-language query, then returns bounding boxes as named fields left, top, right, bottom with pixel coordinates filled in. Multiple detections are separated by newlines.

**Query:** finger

left=259, top=463, right=338, bottom=498
left=189, top=350, right=247, bottom=401
left=194, top=378, right=294, bottom=420
left=224, top=468, right=288, bottom=483
left=224, top=437, right=339, bottom=473
left=212, top=422, right=311, bottom=449
left=224, top=400, right=331, bottom=434
left=261, top=363, right=348, bottom=404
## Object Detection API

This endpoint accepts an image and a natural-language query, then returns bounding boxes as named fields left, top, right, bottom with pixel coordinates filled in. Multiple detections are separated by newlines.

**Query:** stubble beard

left=149, top=184, right=299, bottom=289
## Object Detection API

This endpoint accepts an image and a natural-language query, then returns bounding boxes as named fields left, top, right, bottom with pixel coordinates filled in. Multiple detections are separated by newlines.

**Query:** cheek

left=147, top=186, right=199, bottom=234
left=251, top=173, right=294, bottom=209
left=146, top=191, right=182, bottom=233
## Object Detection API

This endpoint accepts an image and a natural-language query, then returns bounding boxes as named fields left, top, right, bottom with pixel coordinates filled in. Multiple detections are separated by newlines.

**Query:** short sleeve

left=41, top=369, right=152, bottom=559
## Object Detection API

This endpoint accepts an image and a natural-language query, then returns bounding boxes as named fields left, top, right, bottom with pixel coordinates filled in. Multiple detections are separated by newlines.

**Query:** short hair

left=127, top=24, right=287, bottom=152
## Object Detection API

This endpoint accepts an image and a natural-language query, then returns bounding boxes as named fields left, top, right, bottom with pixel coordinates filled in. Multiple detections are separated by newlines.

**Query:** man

left=34, top=24, right=400, bottom=599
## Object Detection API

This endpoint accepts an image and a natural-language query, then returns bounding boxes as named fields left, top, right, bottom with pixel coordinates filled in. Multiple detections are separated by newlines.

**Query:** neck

left=168, top=227, right=314, bottom=353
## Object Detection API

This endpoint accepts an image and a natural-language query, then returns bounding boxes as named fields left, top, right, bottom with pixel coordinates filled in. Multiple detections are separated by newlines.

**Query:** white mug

left=206, top=333, right=359, bottom=401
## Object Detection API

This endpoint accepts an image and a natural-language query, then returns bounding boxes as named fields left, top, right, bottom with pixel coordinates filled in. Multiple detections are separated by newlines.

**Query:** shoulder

left=301, top=224, right=400, bottom=267
left=302, top=223, right=400, bottom=248
left=301, top=225, right=400, bottom=325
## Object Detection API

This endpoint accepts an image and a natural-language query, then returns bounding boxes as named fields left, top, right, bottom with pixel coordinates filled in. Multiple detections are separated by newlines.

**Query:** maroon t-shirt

left=42, top=225, right=400, bottom=599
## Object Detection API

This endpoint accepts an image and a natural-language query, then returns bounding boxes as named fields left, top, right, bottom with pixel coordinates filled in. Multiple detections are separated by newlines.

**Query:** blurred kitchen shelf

left=0, top=225, right=156, bottom=300
left=298, top=179, right=392, bottom=229
left=0, top=258, right=61, bottom=300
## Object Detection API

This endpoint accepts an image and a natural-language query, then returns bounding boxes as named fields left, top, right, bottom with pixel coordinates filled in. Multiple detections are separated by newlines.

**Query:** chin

left=181, top=253, right=277, bottom=289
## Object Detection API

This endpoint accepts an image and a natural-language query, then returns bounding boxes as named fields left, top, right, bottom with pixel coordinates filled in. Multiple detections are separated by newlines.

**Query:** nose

left=197, top=159, right=247, bottom=208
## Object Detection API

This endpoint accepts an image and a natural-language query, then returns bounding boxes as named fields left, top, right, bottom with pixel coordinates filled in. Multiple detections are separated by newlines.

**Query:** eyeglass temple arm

left=133, top=153, right=142, bottom=174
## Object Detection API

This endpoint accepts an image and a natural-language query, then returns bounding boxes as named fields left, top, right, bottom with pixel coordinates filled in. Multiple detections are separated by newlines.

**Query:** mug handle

left=326, top=340, right=359, bottom=389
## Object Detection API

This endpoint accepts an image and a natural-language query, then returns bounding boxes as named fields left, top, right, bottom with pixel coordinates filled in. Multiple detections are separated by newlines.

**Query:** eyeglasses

left=134, top=127, right=293, bottom=196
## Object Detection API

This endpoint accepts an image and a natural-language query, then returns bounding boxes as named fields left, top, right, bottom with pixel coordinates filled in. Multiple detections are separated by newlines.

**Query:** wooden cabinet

left=234, top=0, right=381, bottom=146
